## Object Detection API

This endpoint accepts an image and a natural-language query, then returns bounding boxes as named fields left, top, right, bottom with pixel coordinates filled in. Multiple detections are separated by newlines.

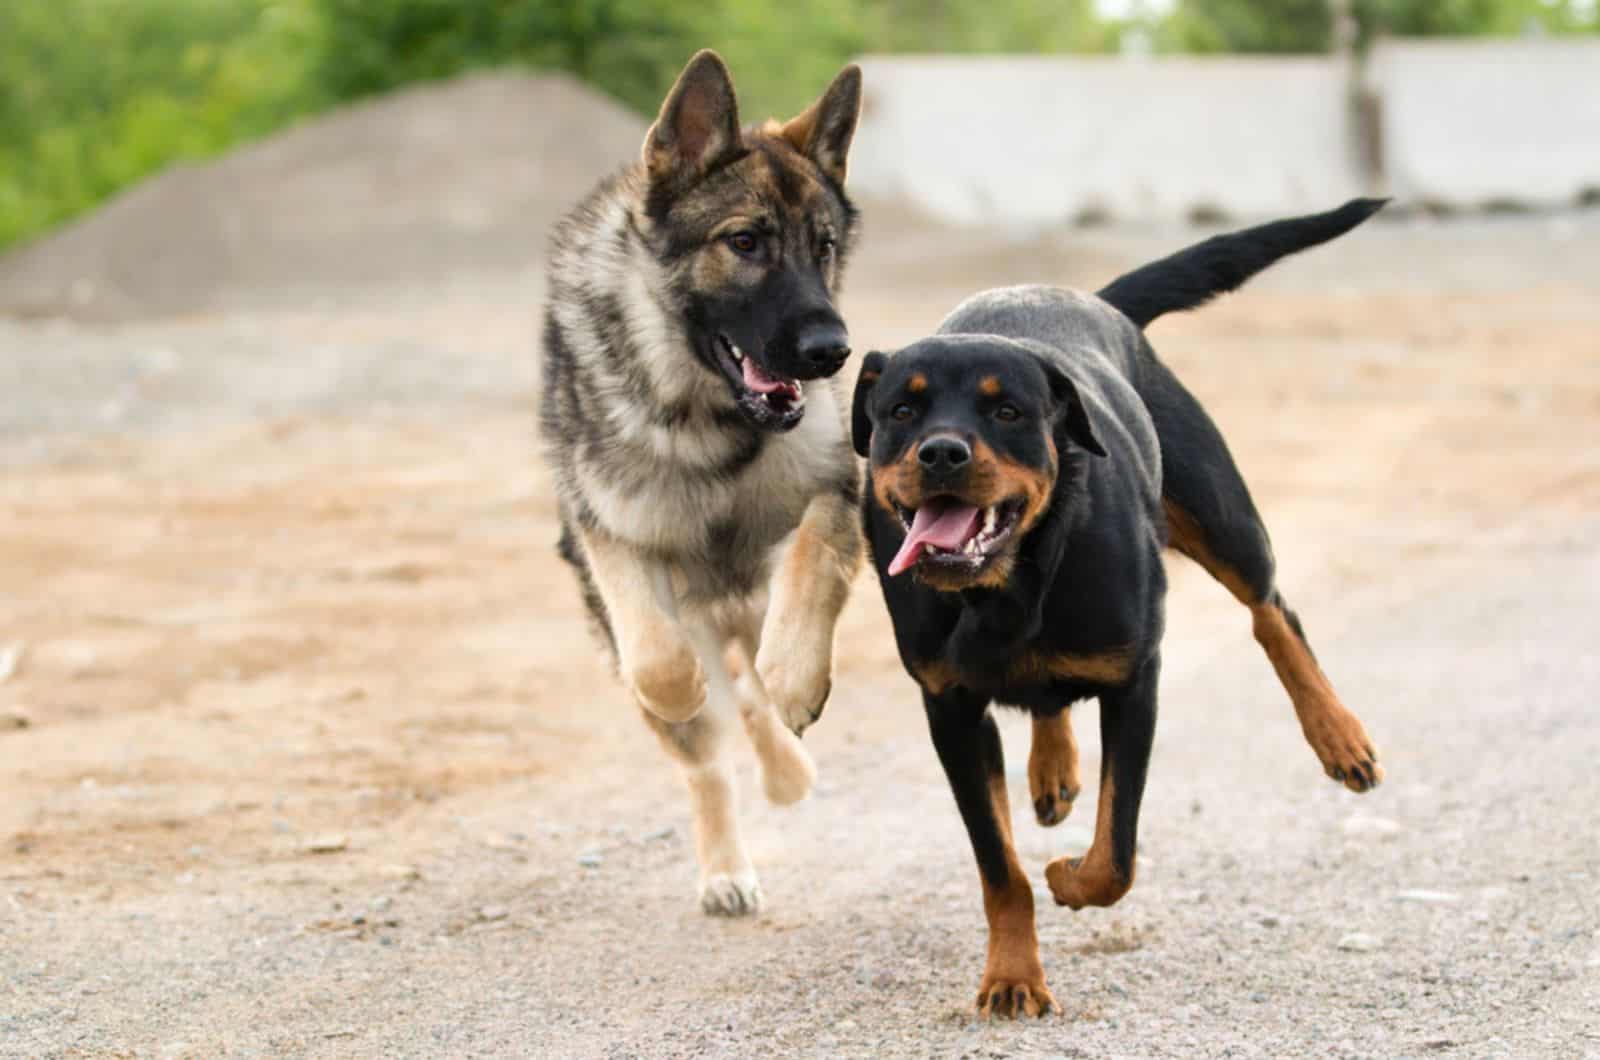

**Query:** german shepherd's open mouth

left=715, top=332, right=806, bottom=431
left=887, top=495, right=1026, bottom=576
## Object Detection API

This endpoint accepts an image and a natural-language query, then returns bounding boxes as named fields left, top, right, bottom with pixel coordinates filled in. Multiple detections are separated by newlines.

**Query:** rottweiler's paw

left=1028, top=717, right=1080, bottom=827
left=976, top=970, right=1059, bottom=1020
left=1305, top=707, right=1383, bottom=793
left=699, top=870, right=763, bottom=917
left=755, top=640, right=832, bottom=735
left=1045, top=856, right=1130, bottom=911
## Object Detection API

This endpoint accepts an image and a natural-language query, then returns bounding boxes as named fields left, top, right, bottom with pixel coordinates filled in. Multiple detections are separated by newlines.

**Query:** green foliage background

left=1, top=0, right=1595, bottom=250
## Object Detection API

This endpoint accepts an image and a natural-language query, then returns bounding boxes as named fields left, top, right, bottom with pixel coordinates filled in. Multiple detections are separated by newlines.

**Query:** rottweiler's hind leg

left=1146, top=359, right=1382, bottom=792
left=1028, top=711, right=1081, bottom=827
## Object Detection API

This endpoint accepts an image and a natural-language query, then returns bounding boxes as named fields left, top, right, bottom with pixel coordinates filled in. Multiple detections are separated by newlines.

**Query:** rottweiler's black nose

left=917, top=436, right=971, bottom=471
left=796, top=321, right=851, bottom=378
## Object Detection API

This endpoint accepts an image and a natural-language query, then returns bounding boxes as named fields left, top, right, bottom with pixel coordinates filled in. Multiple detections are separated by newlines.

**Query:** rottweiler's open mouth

left=887, top=496, right=1025, bottom=577
left=716, top=333, right=805, bottom=430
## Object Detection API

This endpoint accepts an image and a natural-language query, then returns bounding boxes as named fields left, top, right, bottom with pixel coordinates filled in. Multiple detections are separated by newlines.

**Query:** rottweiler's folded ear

left=851, top=351, right=888, bottom=458
left=1042, top=362, right=1107, bottom=458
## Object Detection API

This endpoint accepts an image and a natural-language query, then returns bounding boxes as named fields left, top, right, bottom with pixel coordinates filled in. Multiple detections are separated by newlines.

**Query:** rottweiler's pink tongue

left=887, top=502, right=981, bottom=576
left=742, top=358, right=791, bottom=395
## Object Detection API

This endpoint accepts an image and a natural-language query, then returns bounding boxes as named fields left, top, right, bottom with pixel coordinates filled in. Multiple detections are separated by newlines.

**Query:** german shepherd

left=539, top=52, right=864, bottom=915
left=851, top=202, right=1385, bottom=1015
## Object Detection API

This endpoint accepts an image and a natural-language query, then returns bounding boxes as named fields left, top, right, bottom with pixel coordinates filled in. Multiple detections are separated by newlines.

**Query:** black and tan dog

left=851, top=201, right=1387, bottom=1016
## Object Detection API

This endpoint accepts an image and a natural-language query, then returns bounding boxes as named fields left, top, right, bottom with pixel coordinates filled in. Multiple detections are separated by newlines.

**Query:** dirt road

left=3, top=212, right=1599, bottom=1058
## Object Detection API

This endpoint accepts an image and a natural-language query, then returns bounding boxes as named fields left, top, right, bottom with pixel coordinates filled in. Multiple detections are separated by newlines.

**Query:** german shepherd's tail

left=1096, top=199, right=1387, bottom=329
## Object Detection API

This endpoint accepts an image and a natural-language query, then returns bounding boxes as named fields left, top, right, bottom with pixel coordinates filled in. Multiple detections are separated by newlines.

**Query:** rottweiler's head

left=851, top=336, right=1105, bottom=591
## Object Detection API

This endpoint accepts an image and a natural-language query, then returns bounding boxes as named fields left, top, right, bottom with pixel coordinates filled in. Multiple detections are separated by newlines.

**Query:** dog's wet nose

left=917, top=436, right=971, bottom=471
left=796, top=322, right=850, bottom=377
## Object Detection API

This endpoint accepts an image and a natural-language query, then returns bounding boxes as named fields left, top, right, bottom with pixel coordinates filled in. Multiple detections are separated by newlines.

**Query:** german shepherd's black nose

left=917, top=436, right=971, bottom=471
left=797, top=321, right=851, bottom=377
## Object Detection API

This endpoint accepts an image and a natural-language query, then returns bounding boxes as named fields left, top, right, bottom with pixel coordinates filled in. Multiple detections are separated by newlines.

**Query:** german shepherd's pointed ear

left=779, top=64, right=863, bottom=186
left=645, top=50, right=742, bottom=184
left=851, top=350, right=888, bottom=458
left=1042, top=361, right=1107, bottom=458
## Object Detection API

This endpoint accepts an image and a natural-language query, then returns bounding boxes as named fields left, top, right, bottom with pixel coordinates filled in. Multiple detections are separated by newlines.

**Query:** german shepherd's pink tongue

left=888, top=499, right=981, bottom=576
left=741, top=357, right=798, bottom=397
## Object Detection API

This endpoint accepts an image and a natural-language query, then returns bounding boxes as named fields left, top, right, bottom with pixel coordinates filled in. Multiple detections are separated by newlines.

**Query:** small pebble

left=577, top=851, right=603, bottom=868
left=1337, top=931, right=1382, bottom=952
left=1, top=709, right=32, bottom=730
left=305, top=835, right=349, bottom=854
left=478, top=905, right=509, bottom=922
left=379, top=864, right=420, bottom=881
left=1396, top=888, right=1459, bottom=904
left=1341, top=815, right=1402, bottom=840
left=641, top=826, right=676, bottom=842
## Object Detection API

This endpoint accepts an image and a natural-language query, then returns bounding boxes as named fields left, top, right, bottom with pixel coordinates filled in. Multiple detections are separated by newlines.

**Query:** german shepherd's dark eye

left=994, top=403, right=1021, bottom=423
left=891, top=403, right=915, bottom=422
left=818, top=236, right=837, bottom=262
left=726, top=231, right=760, bottom=256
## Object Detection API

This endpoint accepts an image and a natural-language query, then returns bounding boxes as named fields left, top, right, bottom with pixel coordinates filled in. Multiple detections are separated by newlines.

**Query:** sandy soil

left=2, top=127, right=1599, bottom=1056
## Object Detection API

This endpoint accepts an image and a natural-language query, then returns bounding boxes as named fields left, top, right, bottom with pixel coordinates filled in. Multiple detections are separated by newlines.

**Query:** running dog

left=851, top=201, right=1387, bottom=1014
left=540, top=51, right=863, bottom=915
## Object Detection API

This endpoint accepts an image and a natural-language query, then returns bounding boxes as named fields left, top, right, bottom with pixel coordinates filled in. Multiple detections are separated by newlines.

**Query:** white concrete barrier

left=1369, top=39, right=1600, bottom=208
left=850, top=55, right=1366, bottom=230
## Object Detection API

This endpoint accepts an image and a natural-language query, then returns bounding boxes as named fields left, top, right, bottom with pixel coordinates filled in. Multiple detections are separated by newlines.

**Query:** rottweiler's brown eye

left=994, top=403, right=1021, bottom=422
left=891, top=403, right=915, bottom=422
left=727, top=231, right=759, bottom=256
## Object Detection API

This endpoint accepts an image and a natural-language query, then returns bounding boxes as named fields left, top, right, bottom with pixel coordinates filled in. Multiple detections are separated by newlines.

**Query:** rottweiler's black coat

left=851, top=200, right=1387, bottom=1017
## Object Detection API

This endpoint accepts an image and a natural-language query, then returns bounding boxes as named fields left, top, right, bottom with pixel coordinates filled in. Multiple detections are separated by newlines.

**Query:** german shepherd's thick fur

left=852, top=201, right=1386, bottom=1015
left=540, top=52, right=864, bottom=915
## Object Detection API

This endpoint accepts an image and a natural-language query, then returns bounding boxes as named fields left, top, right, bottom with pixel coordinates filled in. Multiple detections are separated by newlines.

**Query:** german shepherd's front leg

left=926, top=689, right=1059, bottom=1019
left=580, top=528, right=706, bottom=723
left=755, top=489, right=861, bottom=734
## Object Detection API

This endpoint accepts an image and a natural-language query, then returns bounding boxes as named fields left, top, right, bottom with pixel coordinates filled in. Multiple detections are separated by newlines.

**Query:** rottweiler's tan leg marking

left=1251, top=603, right=1382, bottom=792
left=1164, top=501, right=1382, bottom=793
left=726, top=622, right=815, bottom=806
left=1045, top=772, right=1132, bottom=910
left=977, top=773, right=1058, bottom=1019
left=754, top=490, right=861, bottom=734
left=639, top=653, right=761, bottom=916
left=579, top=529, right=706, bottom=723
left=1028, top=712, right=1081, bottom=827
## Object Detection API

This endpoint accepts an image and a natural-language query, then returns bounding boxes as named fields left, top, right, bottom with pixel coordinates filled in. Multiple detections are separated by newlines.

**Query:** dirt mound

left=0, top=71, right=646, bottom=320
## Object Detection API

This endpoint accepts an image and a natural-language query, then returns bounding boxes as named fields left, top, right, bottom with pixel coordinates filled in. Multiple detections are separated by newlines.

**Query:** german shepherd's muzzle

left=690, top=244, right=851, bottom=431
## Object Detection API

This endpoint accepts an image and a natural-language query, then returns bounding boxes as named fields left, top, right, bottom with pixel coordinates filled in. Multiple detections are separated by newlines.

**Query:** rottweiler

left=851, top=200, right=1387, bottom=1017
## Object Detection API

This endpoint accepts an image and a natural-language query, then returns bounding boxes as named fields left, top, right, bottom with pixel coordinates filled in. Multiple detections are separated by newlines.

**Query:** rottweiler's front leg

left=925, top=689, right=1059, bottom=1019
left=756, top=489, right=861, bottom=734
left=1046, top=655, right=1158, bottom=909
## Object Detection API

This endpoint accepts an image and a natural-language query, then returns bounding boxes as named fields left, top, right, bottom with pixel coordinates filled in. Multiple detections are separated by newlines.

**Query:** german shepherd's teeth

left=982, top=506, right=997, bottom=534
left=731, top=344, right=744, bottom=362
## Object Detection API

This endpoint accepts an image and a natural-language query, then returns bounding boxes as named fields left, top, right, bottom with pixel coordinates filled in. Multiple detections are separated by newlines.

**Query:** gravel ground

left=1, top=104, right=1598, bottom=1055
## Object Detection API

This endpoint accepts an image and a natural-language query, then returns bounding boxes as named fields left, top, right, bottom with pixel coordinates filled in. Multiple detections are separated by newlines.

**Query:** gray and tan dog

left=539, top=51, right=864, bottom=915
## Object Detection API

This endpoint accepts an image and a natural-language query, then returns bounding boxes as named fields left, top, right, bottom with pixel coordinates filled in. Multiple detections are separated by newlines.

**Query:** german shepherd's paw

left=758, top=728, right=817, bottom=805
left=976, top=967, right=1059, bottom=1020
left=699, top=870, right=763, bottom=917
left=754, top=641, right=832, bottom=735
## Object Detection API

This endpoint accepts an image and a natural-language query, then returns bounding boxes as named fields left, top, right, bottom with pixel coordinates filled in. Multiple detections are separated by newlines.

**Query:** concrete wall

left=1368, top=39, right=1600, bottom=208
left=850, top=55, right=1365, bottom=229
left=850, top=44, right=1600, bottom=228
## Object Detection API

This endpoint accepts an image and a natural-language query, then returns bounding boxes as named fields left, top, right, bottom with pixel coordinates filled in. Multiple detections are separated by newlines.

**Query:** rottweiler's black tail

left=1096, top=198, right=1387, bottom=329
